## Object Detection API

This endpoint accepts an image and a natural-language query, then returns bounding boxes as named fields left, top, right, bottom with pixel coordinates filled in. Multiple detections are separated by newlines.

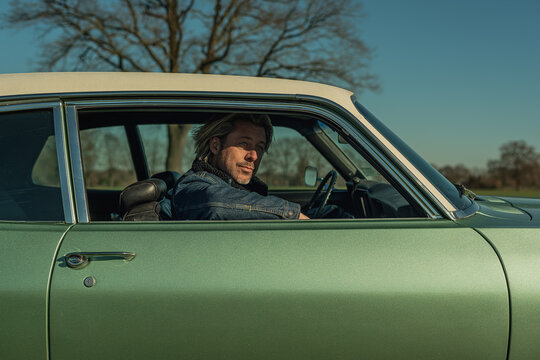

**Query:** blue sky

left=359, top=0, right=540, bottom=169
left=1, top=0, right=538, bottom=169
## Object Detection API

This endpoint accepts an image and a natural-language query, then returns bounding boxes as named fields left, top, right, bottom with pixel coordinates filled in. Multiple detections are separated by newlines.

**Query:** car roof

left=0, top=72, right=354, bottom=103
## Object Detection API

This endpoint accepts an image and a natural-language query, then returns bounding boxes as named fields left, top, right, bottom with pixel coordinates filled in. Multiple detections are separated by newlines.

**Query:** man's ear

left=209, top=137, right=221, bottom=155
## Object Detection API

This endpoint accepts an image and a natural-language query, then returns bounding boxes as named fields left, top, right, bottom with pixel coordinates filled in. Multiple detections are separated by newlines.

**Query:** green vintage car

left=1, top=72, right=539, bottom=359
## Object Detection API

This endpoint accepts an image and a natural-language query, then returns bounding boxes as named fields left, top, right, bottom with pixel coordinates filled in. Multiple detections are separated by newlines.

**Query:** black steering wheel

left=303, top=170, right=337, bottom=218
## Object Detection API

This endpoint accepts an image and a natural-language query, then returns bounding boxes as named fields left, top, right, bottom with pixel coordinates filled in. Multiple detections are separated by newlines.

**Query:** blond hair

left=194, top=113, right=273, bottom=161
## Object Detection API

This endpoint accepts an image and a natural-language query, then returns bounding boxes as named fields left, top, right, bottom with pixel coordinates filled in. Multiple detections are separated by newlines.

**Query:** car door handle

left=65, top=251, right=136, bottom=269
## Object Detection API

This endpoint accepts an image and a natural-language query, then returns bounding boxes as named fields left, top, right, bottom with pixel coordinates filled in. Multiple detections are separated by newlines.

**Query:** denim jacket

left=171, top=161, right=301, bottom=220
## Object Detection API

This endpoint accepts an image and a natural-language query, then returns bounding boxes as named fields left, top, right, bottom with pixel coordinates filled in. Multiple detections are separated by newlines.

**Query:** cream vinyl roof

left=0, top=72, right=353, bottom=104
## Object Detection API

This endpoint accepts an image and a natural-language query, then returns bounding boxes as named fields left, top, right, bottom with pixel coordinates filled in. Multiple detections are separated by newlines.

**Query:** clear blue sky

left=1, top=0, right=538, bottom=169
left=359, top=0, right=540, bottom=169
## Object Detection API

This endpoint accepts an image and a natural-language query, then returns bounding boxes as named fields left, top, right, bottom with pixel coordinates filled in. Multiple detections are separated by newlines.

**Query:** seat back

left=150, top=171, right=181, bottom=220
left=119, top=179, right=167, bottom=221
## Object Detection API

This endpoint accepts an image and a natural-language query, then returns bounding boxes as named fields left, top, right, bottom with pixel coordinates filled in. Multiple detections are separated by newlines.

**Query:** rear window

left=0, top=109, right=64, bottom=221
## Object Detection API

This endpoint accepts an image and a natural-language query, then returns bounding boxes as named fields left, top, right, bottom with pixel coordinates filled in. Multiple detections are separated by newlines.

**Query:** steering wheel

left=303, top=170, right=338, bottom=218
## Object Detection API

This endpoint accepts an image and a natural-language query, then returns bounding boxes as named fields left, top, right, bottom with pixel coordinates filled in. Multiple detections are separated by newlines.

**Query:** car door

left=49, top=220, right=509, bottom=359
left=48, top=98, right=509, bottom=359
left=0, top=102, right=75, bottom=359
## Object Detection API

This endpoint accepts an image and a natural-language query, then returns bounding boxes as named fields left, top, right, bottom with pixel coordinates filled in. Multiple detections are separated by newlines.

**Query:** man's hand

left=299, top=212, right=310, bottom=219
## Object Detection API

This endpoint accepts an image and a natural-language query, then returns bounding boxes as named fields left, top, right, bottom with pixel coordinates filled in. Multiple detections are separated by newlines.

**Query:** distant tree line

left=436, top=140, right=540, bottom=190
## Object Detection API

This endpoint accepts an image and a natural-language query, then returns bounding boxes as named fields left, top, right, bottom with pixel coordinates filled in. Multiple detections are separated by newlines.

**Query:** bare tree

left=437, top=164, right=472, bottom=186
left=488, top=140, right=540, bottom=190
left=4, top=0, right=378, bottom=172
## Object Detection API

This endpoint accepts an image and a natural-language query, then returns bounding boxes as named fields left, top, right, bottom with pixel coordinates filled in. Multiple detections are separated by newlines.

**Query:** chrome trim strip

left=53, top=104, right=76, bottom=223
left=65, top=106, right=89, bottom=222
left=1, top=91, right=297, bottom=103
left=66, top=98, right=441, bottom=219
left=0, top=101, right=76, bottom=223
left=0, top=101, right=61, bottom=113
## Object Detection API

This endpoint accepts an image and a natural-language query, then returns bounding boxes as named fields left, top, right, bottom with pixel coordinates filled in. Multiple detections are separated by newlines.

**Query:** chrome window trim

left=53, top=104, right=76, bottom=223
left=0, top=101, right=75, bottom=223
left=65, top=106, right=90, bottom=223
left=66, top=98, right=441, bottom=221
left=0, top=98, right=63, bottom=108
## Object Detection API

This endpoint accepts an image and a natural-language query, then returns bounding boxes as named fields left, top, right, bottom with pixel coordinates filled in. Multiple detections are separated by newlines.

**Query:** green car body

left=1, top=73, right=539, bottom=359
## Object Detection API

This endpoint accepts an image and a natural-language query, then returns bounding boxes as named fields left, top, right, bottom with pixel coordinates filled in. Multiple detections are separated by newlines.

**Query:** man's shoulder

left=175, top=168, right=226, bottom=189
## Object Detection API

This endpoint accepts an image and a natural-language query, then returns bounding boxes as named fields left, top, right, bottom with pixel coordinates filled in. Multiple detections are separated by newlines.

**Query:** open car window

left=76, top=107, right=425, bottom=221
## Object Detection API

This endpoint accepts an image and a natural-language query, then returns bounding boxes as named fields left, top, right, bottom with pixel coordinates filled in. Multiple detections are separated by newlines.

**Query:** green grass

left=473, top=188, right=540, bottom=198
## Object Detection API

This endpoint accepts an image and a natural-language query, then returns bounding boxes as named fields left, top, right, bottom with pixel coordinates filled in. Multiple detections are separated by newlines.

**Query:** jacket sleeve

left=172, top=173, right=301, bottom=220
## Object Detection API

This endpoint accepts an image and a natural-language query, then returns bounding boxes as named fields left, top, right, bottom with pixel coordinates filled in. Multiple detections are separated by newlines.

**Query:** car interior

left=76, top=107, right=425, bottom=221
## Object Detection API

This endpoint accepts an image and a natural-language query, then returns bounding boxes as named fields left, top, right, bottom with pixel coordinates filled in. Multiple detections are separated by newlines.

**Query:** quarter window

left=0, top=109, right=64, bottom=221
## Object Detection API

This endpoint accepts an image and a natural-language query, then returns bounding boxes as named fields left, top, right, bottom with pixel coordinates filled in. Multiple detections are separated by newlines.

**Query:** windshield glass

left=352, top=96, right=472, bottom=212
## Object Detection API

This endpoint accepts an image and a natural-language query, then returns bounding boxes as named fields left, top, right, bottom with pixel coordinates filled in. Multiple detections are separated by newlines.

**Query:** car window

left=0, top=109, right=64, bottom=221
left=76, top=107, right=421, bottom=221
left=80, top=126, right=137, bottom=190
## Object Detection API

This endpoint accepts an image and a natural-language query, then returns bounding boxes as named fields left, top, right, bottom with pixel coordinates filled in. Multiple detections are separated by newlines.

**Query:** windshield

left=352, top=96, right=473, bottom=212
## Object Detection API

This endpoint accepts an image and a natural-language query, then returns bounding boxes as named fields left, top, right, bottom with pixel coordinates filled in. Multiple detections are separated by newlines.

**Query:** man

left=171, top=114, right=309, bottom=220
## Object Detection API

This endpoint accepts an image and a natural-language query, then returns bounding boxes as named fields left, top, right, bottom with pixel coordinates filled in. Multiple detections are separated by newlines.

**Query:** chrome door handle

left=65, top=251, right=136, bottom=269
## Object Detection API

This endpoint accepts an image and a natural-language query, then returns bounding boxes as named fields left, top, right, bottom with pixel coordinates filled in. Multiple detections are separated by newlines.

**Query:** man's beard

left=236, top=162, right=255, bottom=184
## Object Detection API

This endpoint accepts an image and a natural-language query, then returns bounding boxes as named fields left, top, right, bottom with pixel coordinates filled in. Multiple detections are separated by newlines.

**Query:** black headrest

left=119, top=179, right=167, bottom=215
left=151, top=171, right=182, bottom=189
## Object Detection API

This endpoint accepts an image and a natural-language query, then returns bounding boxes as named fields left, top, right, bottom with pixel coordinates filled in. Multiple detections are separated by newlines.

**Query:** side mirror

left=304, top=166, right=318, bottom=187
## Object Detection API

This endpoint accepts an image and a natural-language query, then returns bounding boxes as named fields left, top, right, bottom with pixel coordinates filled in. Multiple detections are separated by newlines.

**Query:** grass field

left=473, top=188, right=540, bottom=198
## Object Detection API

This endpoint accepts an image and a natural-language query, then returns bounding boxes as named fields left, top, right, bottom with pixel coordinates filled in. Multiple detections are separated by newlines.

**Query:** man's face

left=210, top=120, right=267, bottom=185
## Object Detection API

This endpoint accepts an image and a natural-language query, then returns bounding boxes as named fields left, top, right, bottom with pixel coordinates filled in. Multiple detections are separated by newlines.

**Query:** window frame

left=0, top=100, right=75, bottom=223
left=64, top=95, right=443, bottom=223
